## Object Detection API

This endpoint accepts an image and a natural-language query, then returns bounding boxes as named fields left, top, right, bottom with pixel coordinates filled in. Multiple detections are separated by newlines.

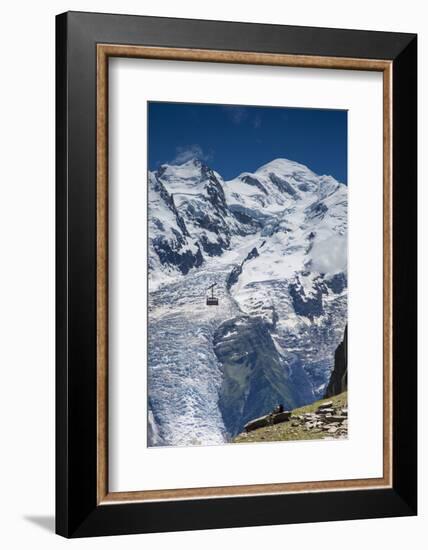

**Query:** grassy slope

left=232, top=391, right=348, bottom=443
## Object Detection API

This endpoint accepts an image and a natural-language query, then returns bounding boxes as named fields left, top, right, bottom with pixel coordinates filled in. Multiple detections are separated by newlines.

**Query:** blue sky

left=148, top=102, right=348, bottom=183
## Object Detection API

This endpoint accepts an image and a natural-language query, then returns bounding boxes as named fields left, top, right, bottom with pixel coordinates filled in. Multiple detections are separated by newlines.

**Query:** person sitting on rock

left=273, top=403, right=284, bottom=414
left=268, top=404, right=284, bottom=424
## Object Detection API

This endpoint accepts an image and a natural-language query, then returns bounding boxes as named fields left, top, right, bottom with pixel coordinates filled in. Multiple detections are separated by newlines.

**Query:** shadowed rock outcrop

left=325, top=326, right=348, bottom=398
left=214, top=316, right=312, bottom=436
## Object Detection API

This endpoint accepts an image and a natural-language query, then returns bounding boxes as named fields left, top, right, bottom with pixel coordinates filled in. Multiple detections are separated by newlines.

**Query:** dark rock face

left=213, top=316, right=295, bottom=436
left=204, top=170, right=229, bottom=214
left=289, top=278, right=324, bottom=320
left=149, top=173, right=207, bottom=274
left=324, top=326, right=348, bottom=398
left=199, top=234, right=227, bottom=256
left=182, top=199, right=230, bottom=239
left=153, top=238, right=203, bottom=275
left=241, top=175, right=269, bottom=195
left=288, top=273, right=347, bottom=321
left=151, top=162, right=253, bottom=270
left=226, top=247, right=259, bottom=290
left=226, top=265, right=242, bottom=291
left=231, top=208, right=261, bottom=228
left=228, top=203, right=271, bottom=227
left=306, top=200, right=328, bottom=220
left=213, top=315, right=313, bottom=437
left=326, top=272, right=347, bottom=294
left=297, top=181, right=311, bottom=192
left=268, top=172, right=299, bottom=197
left=246, top=247, right=260, bottom=261
left=152, top=176, right=190, bottom=237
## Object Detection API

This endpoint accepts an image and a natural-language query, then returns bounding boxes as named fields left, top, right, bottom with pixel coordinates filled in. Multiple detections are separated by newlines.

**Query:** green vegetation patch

left=232, top=391, right=348, bottom=444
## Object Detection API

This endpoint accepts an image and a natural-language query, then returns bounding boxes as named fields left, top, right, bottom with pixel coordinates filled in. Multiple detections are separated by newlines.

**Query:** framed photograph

left=56, top=11, right=417, bottom=537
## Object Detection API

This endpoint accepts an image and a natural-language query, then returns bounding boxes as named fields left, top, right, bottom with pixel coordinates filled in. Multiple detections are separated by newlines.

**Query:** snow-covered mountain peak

left=155, top=158, right=210, bottom=189
left=255, top=157, right=316, bottom=178
left=148, top=157, right=347, bottom=285
left=223, top=158, right=325, bottom=220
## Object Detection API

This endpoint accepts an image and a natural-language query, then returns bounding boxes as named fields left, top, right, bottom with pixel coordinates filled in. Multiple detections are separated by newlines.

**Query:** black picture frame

left=56, top=11, right=417, bottom=538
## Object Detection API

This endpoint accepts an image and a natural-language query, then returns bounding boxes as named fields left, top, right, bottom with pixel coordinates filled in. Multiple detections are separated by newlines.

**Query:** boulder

left=325, top=327, right=348, bottom=398
left=318, top=401, right=333, bottom=410
left=323, top=415, right=346, bottom=423
left=244, top=410, right=291, bottom=432
left=317, top=408, right=334, bottom=415
left=272, top=411, right=292, bottom=425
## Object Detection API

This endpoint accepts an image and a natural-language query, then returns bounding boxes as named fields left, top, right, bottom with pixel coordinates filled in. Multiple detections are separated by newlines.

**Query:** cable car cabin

left=206, top=283, right=219, bottom=306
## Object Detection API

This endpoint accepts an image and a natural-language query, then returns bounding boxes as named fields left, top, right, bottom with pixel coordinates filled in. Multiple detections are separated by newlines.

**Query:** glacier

left=147, top=158, right=347, bottom=446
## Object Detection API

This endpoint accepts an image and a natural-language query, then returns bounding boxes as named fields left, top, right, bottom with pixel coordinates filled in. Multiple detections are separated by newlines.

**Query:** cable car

left=206, top=283, right=219, bottom=306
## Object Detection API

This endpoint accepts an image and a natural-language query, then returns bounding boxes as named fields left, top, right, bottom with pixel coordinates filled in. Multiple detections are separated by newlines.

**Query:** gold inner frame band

left=96, top=44, right=393, bottom=505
